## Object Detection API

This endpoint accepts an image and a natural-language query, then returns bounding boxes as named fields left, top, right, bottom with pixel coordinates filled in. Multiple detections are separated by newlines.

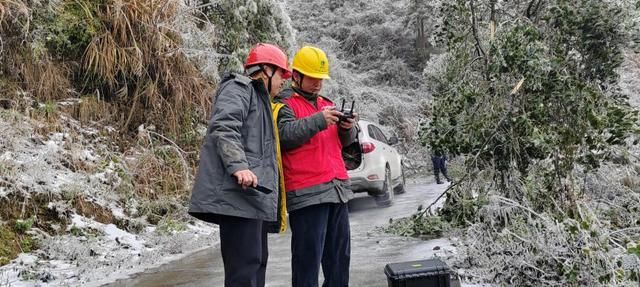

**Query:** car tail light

left=362, top=142, right=375, bottom=154
left=367, top=174, right=379, bottom=180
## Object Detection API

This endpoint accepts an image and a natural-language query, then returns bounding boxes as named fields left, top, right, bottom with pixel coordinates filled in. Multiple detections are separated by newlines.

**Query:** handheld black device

left=338, top=99, right=356, bottom=123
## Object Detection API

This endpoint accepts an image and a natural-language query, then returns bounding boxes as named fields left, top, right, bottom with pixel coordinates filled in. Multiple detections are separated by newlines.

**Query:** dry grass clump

left=1, top=0, right=213, bottom=144
left=0, top=0, right=212, bottom=207
left=72, top=95, right=116, bottom=124
left=0, top=0, right=29, bottom=28
left=81, top=0, right=213, bottom=136
left=126, top=145, right=191, bottom=201
left=19, top=57, right=73, bottom=101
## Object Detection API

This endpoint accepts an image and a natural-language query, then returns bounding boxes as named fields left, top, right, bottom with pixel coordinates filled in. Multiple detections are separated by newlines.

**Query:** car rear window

left=368, top=125, right=388, bottom=144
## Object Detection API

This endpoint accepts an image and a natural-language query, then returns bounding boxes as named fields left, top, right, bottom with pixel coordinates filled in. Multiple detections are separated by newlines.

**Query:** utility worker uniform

left=276, top=46, right=356, bottom=287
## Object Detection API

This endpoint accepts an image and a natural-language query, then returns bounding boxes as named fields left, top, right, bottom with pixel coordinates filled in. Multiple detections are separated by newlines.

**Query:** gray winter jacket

left=189, top=73, right=279, bottom=230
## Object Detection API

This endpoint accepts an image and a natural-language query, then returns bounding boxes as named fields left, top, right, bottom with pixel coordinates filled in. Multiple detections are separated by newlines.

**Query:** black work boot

left=435, top=174, right=443, bottom=184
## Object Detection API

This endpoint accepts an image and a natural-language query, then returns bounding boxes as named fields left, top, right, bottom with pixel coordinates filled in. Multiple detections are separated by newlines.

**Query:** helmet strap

left=246, top=65, right=263, bottom=76
left=293, top=71, right=305, bottom=91
left=260, top=64, right=277, bottom=95
left=293, top=71, right=318, bottom=98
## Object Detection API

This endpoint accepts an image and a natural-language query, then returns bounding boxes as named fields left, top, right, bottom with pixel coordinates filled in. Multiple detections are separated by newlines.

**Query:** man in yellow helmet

left=275, top=46, right=357, bottom=286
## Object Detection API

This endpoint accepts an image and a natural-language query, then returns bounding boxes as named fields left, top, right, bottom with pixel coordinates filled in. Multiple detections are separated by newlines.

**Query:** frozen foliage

left=194, top=0, right=296, bottom=74
left=620, top=51, right=640, bottom=108
left=0, top=115, right=104, bottom=196
left=451, top=163, right=640, bottom=286
left=174, top=1, right=223, bottom=83
left=388, top=0, right=640, bottom=285
left=0, top=107, right=218, bottom=285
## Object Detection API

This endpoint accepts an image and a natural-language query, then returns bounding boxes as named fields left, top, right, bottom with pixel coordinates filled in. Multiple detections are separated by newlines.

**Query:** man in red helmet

left=189, top=43, right=291, bottom=287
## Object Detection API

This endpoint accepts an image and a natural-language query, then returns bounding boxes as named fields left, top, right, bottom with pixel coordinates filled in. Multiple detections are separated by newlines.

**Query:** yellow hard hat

left=291, top=46, right=331, bottom=80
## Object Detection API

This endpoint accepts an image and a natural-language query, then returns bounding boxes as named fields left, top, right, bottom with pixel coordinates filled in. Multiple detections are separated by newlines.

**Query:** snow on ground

left=0, top=215, right=218, bottom=287
left=0, top=109, right=220, bottom=286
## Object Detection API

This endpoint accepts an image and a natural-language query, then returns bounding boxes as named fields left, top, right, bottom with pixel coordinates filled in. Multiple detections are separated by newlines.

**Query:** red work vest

left=282, top=94, right=349, bottom=191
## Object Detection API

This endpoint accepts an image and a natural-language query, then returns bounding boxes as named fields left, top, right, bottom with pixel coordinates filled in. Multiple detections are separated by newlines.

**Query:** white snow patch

left=50, top=173, right=78, bottom=190
left=2, top=213, right=219, bottom=286
left=69, top=214, right=90, bottom=229
left=103, top=224, right=144, bottom=251
left=109, top=206, right=126, bottom=219
left=15, top=254, right=38, bottom=265
left=0, top=151, right=14, bottom=161
left=0, top=268, right=23, bottom=287
left=81, top=149, right=98, bottom=163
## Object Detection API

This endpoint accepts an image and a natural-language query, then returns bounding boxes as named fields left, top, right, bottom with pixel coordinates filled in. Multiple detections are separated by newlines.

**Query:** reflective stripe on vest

left=271, top=102, right=287, bottom=233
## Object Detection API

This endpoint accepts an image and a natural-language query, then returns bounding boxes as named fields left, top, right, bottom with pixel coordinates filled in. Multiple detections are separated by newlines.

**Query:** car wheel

left=375, top=166, right=394, bottom=207
left=394, top=165, right=406, bottom=194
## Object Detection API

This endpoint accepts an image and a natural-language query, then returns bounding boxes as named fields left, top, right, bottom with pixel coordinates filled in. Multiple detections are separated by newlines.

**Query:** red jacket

left=282, top=94, right=349, bottom=191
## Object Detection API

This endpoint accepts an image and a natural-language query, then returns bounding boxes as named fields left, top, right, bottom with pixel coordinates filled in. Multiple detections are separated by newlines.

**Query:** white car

left=343, top=120, right=406, bottom=206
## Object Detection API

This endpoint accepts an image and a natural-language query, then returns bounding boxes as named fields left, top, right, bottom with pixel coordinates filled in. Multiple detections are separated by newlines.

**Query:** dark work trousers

left=289, top=202, right=351, bottom=287
left=218, top=215, right=268, bottom=287
left=431, top=155, right=450, bottom=183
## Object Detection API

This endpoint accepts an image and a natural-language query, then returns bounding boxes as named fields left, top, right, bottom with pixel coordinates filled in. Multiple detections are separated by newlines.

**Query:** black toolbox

left=384, top=258, right=451, bottom=287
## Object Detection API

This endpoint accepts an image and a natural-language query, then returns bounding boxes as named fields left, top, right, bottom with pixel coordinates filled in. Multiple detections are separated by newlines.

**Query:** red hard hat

left=245, top=43, right=292, bottom=79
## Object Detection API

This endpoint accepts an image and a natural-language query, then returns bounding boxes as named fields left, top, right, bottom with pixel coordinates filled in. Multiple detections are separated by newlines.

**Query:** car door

left=366, top=124, right=389, bottom=170
left=376, top=127, right=402, bottom=179
left=369, top=125, right=401, bottom=179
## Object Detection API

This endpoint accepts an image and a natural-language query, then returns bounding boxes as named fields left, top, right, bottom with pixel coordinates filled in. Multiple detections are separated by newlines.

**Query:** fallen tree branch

left=492, top=196, right=554, bottom=225
left=469, top=0, right=487, bottom=61
left=608, top=227, right=640, bottom=237
left=421, top=78, right=526, bottom=216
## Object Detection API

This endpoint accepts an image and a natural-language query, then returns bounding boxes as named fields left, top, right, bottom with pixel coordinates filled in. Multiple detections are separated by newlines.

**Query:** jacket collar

left=292, top=86, right=318, bottom=103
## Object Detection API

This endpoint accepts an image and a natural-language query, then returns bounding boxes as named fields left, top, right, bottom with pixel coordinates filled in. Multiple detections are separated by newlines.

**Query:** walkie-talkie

left=338, top=99, right=356, bottom=123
